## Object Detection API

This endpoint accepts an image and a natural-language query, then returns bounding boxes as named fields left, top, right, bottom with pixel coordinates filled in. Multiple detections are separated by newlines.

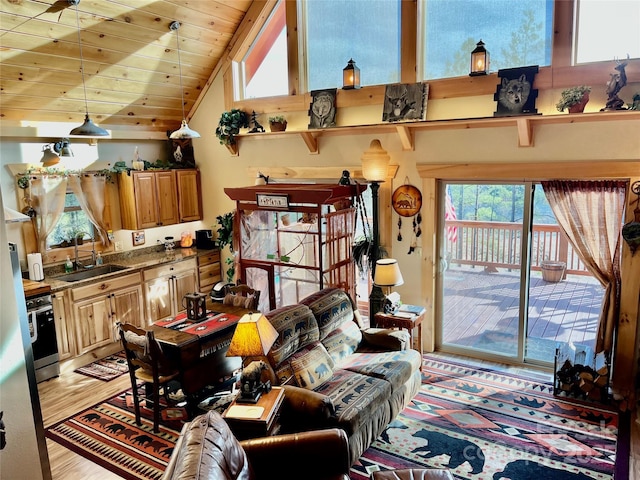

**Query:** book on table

left=398, top=304, right=423, bottom=315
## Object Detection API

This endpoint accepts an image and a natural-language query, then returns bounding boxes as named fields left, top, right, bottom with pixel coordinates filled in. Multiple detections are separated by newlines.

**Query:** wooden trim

left=285, top=0, right=300, bottom=96
left=416, top=161, right=640, bottom=181
left=400, top=0, right=418, bottom=84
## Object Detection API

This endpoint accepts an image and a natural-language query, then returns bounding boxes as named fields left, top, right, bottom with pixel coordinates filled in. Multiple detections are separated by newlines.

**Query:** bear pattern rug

left=351, top=354, right=617, bottom=480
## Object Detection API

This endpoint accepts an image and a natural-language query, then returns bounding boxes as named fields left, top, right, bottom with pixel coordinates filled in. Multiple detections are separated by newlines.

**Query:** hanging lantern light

left=169, top=21, right=201, bottom=139
left=69, top=0, right=109, bottom=137
left=54, top=138, right=74, bottom=158
left=470, top=40, right=489, bottom=76
left=342, top=58, right=361, bottom=90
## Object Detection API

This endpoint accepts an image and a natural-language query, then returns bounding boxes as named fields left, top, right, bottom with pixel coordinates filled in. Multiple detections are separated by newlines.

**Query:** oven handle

left=30, top=311, right=38, bottom=344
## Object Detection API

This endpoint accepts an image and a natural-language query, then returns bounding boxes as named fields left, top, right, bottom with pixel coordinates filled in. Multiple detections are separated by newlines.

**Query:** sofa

left=161, top=410, right=350, bottom=480
left=263, top=288, right=422, bottom=464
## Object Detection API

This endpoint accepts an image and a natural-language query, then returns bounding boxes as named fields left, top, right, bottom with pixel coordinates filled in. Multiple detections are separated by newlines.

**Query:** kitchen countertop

left=41, top=247, right=211, bottom=292
left=22, top=278, right=52, bottom=298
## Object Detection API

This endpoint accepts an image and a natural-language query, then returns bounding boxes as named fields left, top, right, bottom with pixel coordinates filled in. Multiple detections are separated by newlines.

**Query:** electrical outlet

left=115, top=241, right=123, bottom=251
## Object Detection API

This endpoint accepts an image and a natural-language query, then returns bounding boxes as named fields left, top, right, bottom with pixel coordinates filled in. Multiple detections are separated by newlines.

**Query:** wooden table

left=374, top=306, right=426, bottom=366
left=223, top=386, right=284, bottom=440
left=150, top=302, right=250, bottom=401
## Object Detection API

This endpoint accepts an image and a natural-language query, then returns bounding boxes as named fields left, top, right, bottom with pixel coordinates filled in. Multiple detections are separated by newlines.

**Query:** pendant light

left=169, top=21, right=200, bottom=139
left=69, top=0, right=109, bottom=137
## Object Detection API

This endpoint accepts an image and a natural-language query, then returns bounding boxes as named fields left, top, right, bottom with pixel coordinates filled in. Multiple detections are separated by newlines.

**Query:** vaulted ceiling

left=0, top=0, right=256, bottom=136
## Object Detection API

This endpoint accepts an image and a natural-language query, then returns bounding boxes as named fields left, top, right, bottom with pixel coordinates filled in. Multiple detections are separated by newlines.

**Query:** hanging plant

left=216, top=211, right=235, bottom=282
left=215, top=109, right=249, bottom=145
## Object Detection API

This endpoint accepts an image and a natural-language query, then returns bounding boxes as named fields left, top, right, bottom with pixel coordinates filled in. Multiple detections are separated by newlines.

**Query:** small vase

left=568, top=93, right=589, bottom=113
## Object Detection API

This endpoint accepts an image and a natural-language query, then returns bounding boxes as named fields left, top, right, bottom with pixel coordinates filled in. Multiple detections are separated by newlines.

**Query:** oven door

left=29, top=306, right=58, bottom=362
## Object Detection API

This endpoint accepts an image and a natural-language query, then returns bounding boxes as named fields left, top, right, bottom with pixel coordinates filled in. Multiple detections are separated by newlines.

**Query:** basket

left=541, top=261, right=566, bottom=282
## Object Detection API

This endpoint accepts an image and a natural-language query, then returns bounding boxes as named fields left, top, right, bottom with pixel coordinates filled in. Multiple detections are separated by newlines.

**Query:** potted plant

left=556, top=85, right=591, bottom=113
left=216, top=211, right=236, bottom=283
left=269, top=115, right=287, bottom=132
left=215, top=109, right=249, bottom=145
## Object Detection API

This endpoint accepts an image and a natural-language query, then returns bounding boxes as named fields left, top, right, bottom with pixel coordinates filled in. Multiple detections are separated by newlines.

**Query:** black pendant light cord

left=74, top=1, right=90, bottom=118
left=170, top=21, right=187, bottom=122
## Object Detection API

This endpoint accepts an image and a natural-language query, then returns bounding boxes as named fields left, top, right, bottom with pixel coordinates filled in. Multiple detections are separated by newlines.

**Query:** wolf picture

left=498, top=74, right=531, bottom=113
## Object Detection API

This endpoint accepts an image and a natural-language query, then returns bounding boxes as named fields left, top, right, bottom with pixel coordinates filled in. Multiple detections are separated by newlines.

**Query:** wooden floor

left=38, top=368, right=130, bottom=479
left=442, top=267, right=603, bottom=356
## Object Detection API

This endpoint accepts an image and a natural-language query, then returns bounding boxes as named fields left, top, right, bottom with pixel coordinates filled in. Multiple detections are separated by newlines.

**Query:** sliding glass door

left=438, top=182, right=603, bottom=366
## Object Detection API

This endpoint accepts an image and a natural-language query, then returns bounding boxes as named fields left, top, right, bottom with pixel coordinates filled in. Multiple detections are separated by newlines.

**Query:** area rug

left=74, top=351, right=129, bottom=381
left=351, top=354, right=618, bottom=480
left=46, top=388, right=183, bottom=480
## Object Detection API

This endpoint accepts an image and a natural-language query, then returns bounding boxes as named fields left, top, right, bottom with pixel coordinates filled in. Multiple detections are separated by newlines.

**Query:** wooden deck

left=442, top=266, right=603, bottom=359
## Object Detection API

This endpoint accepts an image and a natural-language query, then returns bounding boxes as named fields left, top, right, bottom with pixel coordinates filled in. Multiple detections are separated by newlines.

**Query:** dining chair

left=223, top=283, right=261, bottom=310
left=118, top=323, right=181, bottom=432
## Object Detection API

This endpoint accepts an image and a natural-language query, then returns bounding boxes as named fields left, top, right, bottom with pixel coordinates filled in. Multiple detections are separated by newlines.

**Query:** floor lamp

left=361, top=139, right=390, bottom=319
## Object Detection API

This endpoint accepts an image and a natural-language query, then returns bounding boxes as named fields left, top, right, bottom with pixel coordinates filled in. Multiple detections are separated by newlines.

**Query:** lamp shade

left=361, top=139, right=390, bottom=182
left=40, top=145, right=60, bottom=167
left=226, top=312, right=278, bottom=358
left=470, top=40, right=489, bottom=76
left=69, top=114, right=110, bottom=137
left=374, top=258, right=404, bottom=287
left=170, top=120, right=201, bottom=139
left=342, top=58, right=361, bottom=89
left=54, top=139, right=74, bottom=157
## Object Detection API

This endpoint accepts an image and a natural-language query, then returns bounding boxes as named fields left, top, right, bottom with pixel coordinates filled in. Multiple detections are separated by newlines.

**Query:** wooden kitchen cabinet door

left=176, top=169, right=203, bottom=222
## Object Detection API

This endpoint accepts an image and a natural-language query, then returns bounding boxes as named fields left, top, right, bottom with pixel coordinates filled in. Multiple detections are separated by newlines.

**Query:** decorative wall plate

left=392, top=184, right=422, bottom=217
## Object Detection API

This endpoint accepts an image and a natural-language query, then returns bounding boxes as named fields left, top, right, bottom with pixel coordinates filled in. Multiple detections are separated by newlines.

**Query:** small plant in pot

left=556, top=85, right=591, bottom=113
left=215, top=109, right=249, bottom=145
left=269, top=115, right=287, bottom=132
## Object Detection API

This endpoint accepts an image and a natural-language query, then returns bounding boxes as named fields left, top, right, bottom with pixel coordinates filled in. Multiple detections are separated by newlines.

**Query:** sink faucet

left=74, top=233, right=96, bottom=270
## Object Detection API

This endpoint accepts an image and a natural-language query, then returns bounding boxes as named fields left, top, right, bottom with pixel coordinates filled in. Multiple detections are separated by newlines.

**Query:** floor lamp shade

left=361, top=139, right=390, bottom=182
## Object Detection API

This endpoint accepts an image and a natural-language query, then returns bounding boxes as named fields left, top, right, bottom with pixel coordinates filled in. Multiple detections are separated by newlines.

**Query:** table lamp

left=226, top=312, right=278, bottom=403
left=373, top=258, right=404, bottom=313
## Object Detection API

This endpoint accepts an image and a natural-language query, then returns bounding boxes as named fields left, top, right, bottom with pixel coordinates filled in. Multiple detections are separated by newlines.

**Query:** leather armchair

left=162, top=410, right=350, bottom=480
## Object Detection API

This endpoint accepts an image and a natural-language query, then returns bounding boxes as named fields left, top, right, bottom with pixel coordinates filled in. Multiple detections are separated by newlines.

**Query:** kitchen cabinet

left=118, top=169, right=202, bottom=229
left=118, top=170, right=179, bottom=229
left=176, top=169, right=203, bottom=222
left=143, top=258, right=198, bottom=324
left=198, top=250, right=222, bottom=293
left=52, top=290, right=75, bottom=360
left=70, top=272, right=143, bottom=355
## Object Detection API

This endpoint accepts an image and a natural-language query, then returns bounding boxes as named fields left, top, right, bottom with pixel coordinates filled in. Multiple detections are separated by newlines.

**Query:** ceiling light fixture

left=69, top=0, right=109, bottom=137
left=169, top=21, right=200, bottom=139
left=40, top=145, right=60, bottom=167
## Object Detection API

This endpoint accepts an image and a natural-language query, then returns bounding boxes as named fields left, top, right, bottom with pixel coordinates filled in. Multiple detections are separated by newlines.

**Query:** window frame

left=224, top=0, right=637, bottom=114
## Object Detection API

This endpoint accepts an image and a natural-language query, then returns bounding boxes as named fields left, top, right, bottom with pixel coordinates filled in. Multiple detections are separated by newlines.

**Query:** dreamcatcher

left=353, top=183, right=374, bottom=276
left=392, top=178, right=422, bottom=254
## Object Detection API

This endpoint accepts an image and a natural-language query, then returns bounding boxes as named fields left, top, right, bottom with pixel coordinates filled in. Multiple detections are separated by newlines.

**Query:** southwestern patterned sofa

left=264, top=288, right=422, bottom=465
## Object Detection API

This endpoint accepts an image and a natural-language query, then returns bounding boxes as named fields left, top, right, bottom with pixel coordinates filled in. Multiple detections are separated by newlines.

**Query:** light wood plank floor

left=38, top=367, right=131, bottom=480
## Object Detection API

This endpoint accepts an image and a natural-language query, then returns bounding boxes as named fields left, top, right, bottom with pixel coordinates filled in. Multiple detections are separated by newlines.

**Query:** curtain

left=541, top=180, right=628, bottom=354
left=30, top=175, right=68, bottom=255
left=68, top=174, right=112, bottom=247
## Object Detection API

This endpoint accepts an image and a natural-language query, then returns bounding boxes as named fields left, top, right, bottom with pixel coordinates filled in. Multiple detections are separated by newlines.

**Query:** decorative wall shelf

left=225, top=110, right=640, bottom=156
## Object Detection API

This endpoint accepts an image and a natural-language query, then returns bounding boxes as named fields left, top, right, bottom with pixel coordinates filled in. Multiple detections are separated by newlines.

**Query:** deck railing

left=444, top=220, right=590, bottom=275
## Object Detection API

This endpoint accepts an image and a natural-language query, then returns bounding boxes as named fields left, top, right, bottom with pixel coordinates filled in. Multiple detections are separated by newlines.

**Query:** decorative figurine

left=601, top=55, right=629, bottom=111
left=248, top=110, right=265, bottom=133
left=338, top=170, right=351, bottom=185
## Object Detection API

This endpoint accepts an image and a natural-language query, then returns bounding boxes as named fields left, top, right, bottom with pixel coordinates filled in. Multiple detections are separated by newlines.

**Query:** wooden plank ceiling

left=0, top=0, right=253, bottom=134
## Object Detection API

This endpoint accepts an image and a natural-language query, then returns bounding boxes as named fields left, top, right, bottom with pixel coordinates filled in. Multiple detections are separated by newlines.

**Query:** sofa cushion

left=313, top=369, right=391, bottom=436
left=322, top=320, right=362, bottom=366
left=277, top=341, right=335, bottom=389
left=340, top=350, right=422, bottom=391
left=300, top=288, right=355, bottom=340
left=267, top=304, right=319, bottom=366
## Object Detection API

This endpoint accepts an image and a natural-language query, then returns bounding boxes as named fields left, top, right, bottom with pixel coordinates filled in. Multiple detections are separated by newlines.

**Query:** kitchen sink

left=57, top=264, right=130, bottom=282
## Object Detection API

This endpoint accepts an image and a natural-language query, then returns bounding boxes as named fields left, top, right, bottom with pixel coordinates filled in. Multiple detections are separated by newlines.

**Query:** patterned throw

left=73, top=351, right=129, bottom=381
left=351, top=354, right=618, bottom=480
left=46, top=389, right=183, bottom=480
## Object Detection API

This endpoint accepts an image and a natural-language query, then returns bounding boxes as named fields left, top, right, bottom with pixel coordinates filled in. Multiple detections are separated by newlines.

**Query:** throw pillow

left=286, top=342, right=335, bottom=389
left=223, top=293, right=257, bottom=310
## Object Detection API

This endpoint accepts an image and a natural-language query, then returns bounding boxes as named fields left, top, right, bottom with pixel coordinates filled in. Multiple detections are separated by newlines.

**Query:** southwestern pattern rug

left=46, top=388, right=183, bottom=480
left=74, top=351, right=129, bottom=381
left=350, top=355, right=618, bottom=480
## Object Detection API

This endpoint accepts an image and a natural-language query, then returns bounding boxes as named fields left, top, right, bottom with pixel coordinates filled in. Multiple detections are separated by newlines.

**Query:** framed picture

left=382, top=83, right=428, bottom=122
left=493, top=66, right=539, bottom=116
left=308, top=88, right=337, bottom=129
left=132, top=230, right=145, bottom=246
left=392, top=184, right=422, bottom=217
